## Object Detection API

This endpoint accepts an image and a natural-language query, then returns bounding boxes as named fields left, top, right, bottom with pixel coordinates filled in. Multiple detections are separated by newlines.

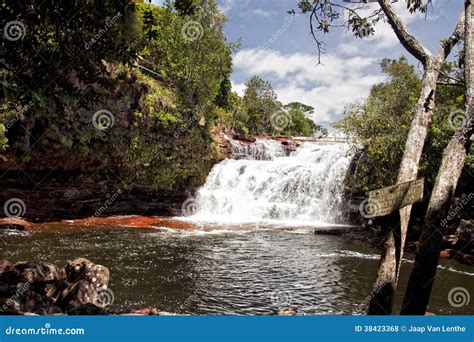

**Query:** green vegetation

left=221, top=75, right=325, bottom=137
left=336, top=57, right=472, bottom=195
left=0, top=0, right=323, bottom=192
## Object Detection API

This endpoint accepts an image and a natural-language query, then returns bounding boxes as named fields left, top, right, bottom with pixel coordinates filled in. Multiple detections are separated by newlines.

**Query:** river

left=1, top=140, right=472, bottom=315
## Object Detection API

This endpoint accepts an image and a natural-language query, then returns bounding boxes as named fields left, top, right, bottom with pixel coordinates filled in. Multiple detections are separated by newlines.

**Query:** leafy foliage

left=225, top=76, right=325, bottom=137
left=336, top=57, right=467, bottom=195
left=0, top=0, right=328, bottom=194
left=136, top=1, right=232, bottom=114
left=0, top=0, right=232, bottom=191
left=0, top=0, right=142, bottom=95
left=283, top=102, right=327, bottom=137
left=291, top=0, right=433, bottom=62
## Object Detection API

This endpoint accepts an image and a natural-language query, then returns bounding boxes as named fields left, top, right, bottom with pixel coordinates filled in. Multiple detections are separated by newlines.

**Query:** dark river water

left=1, top=224, right=473, bottom=315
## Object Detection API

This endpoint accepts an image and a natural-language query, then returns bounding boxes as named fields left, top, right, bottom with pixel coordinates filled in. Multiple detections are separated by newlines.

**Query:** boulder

left=83, top=264, right=110, bottom=290
left=20, top=289, right=55, bottom=314
left=66, top=303, right=108, bottom=315
left=55, top=280, right=96, bottom=309
left=0, top=259, right=117, bottom=315
left=61, top=258, right=109, bottom=289
left=61, top=258, right=95, bottom=283
left=1, top=262, right=59, bottom=285
left=455, top=220, right=474, bottom=246
left=45, top=280, right=71, bottom=299
left=0, top=285, right=16, bottom=311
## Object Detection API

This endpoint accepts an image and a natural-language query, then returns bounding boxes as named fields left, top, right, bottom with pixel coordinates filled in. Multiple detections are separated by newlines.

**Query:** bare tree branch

left=435, top=67, right=464, bottom=84
left=436, top=11, right=465, bottom=61
left=377, top=0, right=432, bottom=64
left=436, top=81, right=464, bottom=87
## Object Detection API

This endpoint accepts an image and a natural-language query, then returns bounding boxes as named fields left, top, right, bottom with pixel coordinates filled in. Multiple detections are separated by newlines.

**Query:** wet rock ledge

left=0, top=258, right=162, bottom=316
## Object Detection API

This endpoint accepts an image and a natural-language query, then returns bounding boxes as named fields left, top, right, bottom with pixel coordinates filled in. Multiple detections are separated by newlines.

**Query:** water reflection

left=1, top=226, right=472, bottom=315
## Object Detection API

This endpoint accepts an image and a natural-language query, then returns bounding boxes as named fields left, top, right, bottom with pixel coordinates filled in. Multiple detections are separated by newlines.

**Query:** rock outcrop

left=456, top=220, right=474, bottom=251
left=0, top=258, right=111, bottom=315
left=0, top=258, right=169, bottom=315
left=0, top=217, right=31, bottom=230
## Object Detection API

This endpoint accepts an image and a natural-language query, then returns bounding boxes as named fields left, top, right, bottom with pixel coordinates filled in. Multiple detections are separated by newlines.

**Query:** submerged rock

left=275, top=307, right=298, bottom=316
left=127, top=307, right=161, bottom=315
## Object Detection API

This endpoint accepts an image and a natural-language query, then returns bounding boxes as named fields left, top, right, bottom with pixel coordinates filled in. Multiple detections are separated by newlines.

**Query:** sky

left=153, top=0, right=465, bottom=127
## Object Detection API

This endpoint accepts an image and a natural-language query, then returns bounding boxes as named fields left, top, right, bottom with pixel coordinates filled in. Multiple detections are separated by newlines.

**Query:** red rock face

left=0, top=217, right=32, bottom=230
left=70, top=215, right=166, bottom=228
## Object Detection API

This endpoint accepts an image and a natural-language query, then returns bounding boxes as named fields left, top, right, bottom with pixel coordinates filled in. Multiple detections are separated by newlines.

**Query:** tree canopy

left=336, top=57, right=470, bottom=195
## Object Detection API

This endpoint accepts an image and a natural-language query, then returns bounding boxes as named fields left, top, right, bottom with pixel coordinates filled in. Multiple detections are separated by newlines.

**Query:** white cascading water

left=188, top=139, right=354, bottom=226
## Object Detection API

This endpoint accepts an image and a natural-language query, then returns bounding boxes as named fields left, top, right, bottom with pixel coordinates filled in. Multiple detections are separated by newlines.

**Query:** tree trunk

left=367, top=2, right=465, bottom=315
left=400, top=0, right=473, bottom=315
left=367, top=59, right=440, bottom=314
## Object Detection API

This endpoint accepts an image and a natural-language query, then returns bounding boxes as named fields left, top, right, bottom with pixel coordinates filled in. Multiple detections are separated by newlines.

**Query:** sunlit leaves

left=336, top=57, right=465, bottom=194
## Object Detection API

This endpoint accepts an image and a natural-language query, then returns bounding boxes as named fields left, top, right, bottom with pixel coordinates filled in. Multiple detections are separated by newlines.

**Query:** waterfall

left=230, top=139, right=288, bottom=160
left=188, top=139, right=354, bottom=226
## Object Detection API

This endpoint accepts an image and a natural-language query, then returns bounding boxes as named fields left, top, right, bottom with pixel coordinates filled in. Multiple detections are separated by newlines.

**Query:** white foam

left=187, top=141, right=354, bottom=225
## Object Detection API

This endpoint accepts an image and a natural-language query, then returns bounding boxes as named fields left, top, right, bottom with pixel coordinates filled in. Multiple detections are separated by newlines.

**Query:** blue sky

left=153, top=0, right=465, bottom=127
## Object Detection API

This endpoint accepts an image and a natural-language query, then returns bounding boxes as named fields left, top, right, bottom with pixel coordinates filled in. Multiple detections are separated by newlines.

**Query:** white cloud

left=338, top=0, right=438, bottom=56
left=231, top=81, right=246, bottom=97
left=218, top=0, right=237, bottom=14
left=218, top=0, right=251, bottom=15
left=232, top=48, right=386, bottom=126
left=251, top=8, right=273, bottom=18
